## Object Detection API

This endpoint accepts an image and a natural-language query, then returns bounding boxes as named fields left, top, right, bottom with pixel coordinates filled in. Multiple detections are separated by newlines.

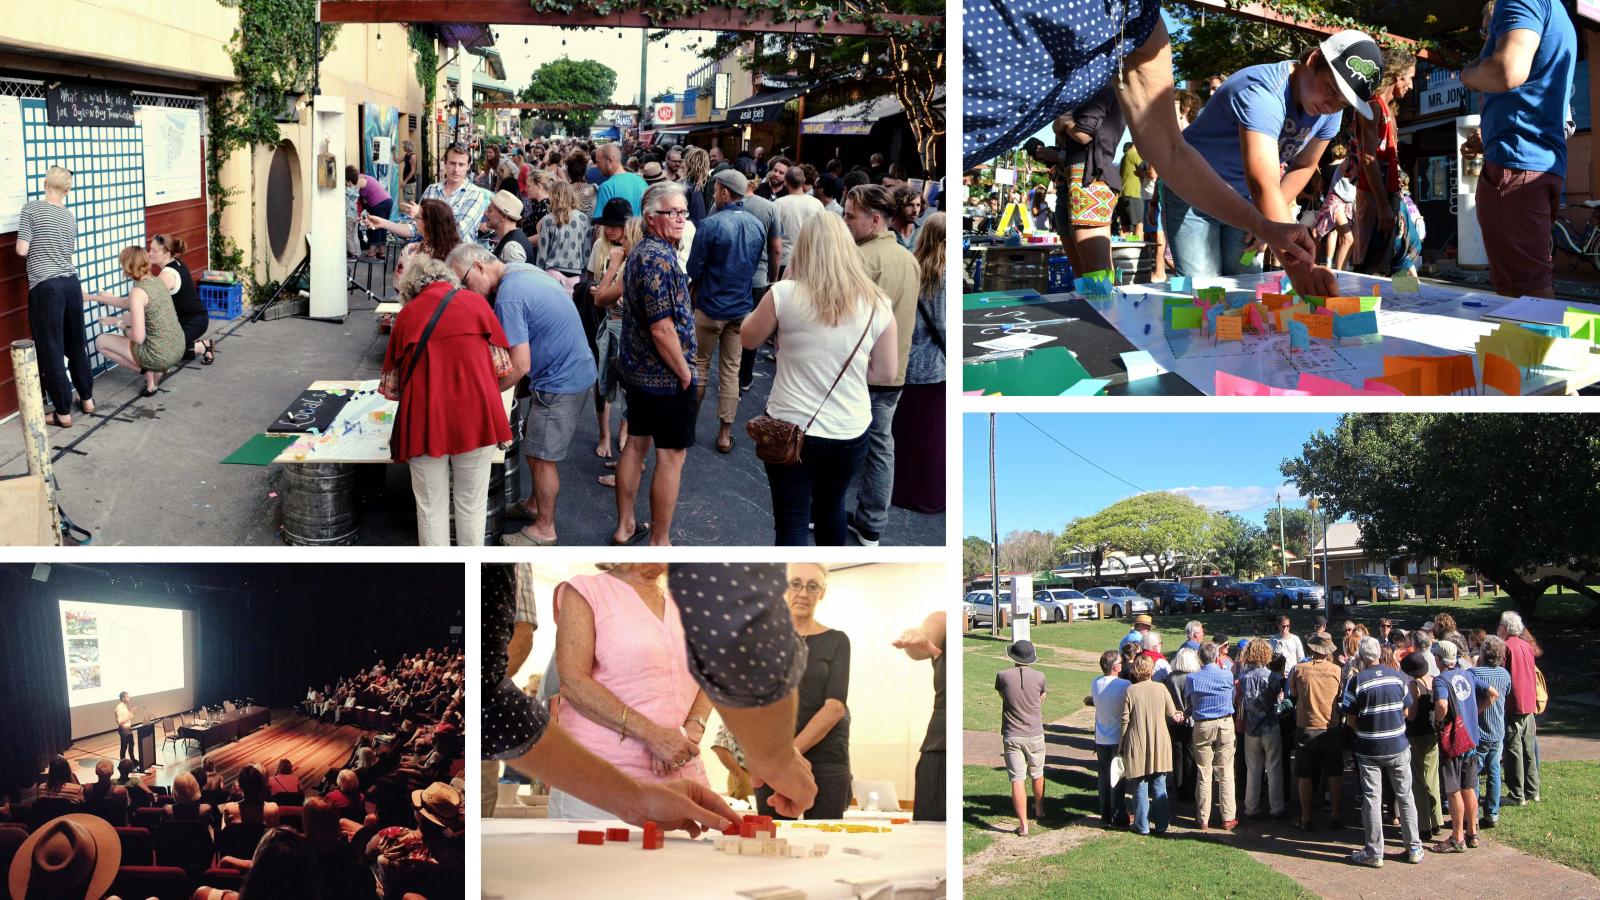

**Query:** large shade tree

left=519, top=58, right=619, bottom=134
left=963, top=536, right=993, bottom=582
left=1093, top=492, right=1216, bottom=580
left=1058, top=514, right=1122, bottom=582
left=1209, top=512, right=1274, bottom=579
left=999, top=529, right=1059, bottom=577
left=1281, top=413, right=1600, bottom=614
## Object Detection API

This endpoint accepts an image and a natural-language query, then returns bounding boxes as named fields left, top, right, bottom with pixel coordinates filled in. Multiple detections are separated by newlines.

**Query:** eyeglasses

left=650, top=209, right=690, bottom=219
left=787, top=580, right=825, bottom=595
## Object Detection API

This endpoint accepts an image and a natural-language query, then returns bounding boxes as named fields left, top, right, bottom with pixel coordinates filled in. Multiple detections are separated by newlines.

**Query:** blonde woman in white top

left=741, top=212, right=897, bottom=545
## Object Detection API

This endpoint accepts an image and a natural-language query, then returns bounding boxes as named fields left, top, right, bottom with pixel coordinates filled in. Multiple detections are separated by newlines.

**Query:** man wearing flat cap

left=486, top=190, right=533, bottom=264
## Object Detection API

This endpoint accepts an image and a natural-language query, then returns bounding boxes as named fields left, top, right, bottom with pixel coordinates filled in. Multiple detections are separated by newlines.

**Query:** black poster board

left=268, top=388, right=357, bottom=434
left=47, top=82, right=136, bottom=128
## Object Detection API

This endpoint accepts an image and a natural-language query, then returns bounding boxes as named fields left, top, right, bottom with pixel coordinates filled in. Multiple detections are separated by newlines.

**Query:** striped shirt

left=17, top=200, right=76, bottom=290
left=1340, top=664, right=1413, bottom=758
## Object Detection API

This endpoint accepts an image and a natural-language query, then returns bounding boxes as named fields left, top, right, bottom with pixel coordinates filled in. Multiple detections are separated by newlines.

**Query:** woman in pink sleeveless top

left=549, top=563, right=713, bottom=818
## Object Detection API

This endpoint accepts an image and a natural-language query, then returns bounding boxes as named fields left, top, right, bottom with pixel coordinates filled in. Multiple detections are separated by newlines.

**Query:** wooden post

left=1371, top=586, right=1378, bottom=604
left=1425, top=583, right=1432, bottom=602
left=1476, top=579, right=1484, bottom=597
left=1452, top=584, right=1460, bottom=601
left=9, top=340, right=62, bottom=544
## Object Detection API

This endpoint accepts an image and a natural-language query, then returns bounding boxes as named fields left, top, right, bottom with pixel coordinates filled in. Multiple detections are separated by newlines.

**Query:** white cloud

left=1166, top=483, right=1304, bottom=514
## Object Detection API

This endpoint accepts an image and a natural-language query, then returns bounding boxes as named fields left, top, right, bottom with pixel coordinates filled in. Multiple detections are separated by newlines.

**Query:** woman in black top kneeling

left=149, top=233, right=214, bottom=364
left=757, top=562, right=853, bottom=819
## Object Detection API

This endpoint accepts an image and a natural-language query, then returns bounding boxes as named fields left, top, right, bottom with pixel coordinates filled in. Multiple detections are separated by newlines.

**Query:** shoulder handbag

left=388, top=288, right=460, bottom=463
left=1438, top=675, right=1476, bottom=760
left=746, top=290, right=876, bottom=466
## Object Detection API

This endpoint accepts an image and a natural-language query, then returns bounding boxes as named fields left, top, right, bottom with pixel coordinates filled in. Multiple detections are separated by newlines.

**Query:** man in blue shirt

left=1470, top=635, right=1514, bottom=828
left=1462, top=0, right=1576, bottom=298
left=593, top=144, right=648, bottom=227
left=1432, top=639, right=1497, bottom=853
left=450, top=246, right=596, bottom=547
left=1168, top=31, right=1384, bottom=296
left=1182, top=643, right=1238, bottom=831
left=1340, top=636, right=1422, bottom=867
left=686, top=169, right=766, bottom=454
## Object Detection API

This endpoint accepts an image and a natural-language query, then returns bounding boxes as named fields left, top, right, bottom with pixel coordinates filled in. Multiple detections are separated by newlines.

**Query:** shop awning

left=800, top=86, right=946, bottom=135
left=724, top=84, right=811, bottom=126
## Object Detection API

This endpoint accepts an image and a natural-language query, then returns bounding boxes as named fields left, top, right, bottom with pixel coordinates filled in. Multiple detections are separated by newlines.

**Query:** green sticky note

left=1360, top=296, right=1380, bottom=312
left=1196, top=287, right=1226, bottom=305
left=1169, top=306, right=1203, bottom=330
left=1239, top=248, right=1258, bottom=266
left=1564, top=307, right=1600, bottom=345
left=1393, top=272, right=1421, bottom=293
left=1303, top=295, right=1326, bottom=309
left=968, top=347, right=1091, bottom=395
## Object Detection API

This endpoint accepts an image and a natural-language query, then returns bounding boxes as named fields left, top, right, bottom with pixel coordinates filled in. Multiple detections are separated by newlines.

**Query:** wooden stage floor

left=64, top=709, right=366, bottom=791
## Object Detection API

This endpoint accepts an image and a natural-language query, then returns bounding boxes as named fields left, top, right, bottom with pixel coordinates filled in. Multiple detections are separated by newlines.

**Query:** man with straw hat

left=995, top=640, right=1048, bottom=835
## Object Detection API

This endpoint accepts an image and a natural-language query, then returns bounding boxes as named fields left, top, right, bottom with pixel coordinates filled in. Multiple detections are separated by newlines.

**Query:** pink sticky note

left=963, top=389, right=984, bottom=396
left=1215, top=371, right=1311, bottom=397
left=1315, top=305, right=1335, bottom=317
left=1246, top=304, right=1267, bottom=333
left=1296, top=373, right=1361, bottom=395
left=1359, top=378, right=1407, bottom=396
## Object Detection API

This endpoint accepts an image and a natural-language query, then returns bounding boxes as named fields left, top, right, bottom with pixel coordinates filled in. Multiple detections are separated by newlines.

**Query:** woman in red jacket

left=381, top=255, right=513, bottom=545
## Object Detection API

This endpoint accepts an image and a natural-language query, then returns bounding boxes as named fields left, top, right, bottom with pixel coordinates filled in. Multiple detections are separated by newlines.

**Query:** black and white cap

left=1319, top=29, right=1385, bottom=120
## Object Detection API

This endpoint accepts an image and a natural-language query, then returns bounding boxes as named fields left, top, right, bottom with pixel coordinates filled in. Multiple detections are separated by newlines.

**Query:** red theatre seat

left=115, top=825, right=154, bottom=866
left=201, top=867, right=245, bottom=891
left=0, top=825, right=28, bottom=876
left=109, top=865, right=192, bottom=900
left=276, top=805, right=304, bottom=833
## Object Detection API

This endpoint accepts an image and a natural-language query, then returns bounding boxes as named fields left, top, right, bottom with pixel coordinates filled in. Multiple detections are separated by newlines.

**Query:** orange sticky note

left=1294, top=312, right=1333, bottom=339
left=1274, top=302, right=1310, bottom=332
left=1483, top=352, right=1522, bottom=395
left=1386, top=354, right=1476, bottom=395
left=1262, top=292, right=1294, bottom=310
left=1383, top=357, right=1441, bottom=395
left=1367, top=368, right=1423, bottom=395
left=1327, top=296, right=1361, bottom=316
left=1215, top=314, right=1243, bottom=341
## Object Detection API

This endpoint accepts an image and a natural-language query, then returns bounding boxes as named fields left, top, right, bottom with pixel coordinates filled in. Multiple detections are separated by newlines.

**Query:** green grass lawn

left=965, top=635, right=1097, bottom=731
left=963, top=763, right=1313, bottom=898
left=1491, top=761, right=1600, bottom=877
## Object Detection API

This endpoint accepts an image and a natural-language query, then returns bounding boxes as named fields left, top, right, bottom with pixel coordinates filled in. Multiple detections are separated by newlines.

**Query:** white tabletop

left=1086, top=271, right=1600, bottom=395
left=480, top=817, right=946, bottom=900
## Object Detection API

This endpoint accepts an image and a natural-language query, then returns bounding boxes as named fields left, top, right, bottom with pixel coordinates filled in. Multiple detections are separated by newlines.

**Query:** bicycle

left=1551, top=199, right=1600, bottom=274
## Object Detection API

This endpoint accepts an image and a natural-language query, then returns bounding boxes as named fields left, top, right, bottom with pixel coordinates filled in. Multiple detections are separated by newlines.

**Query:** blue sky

left=962, top=413, right=1342, bottom=538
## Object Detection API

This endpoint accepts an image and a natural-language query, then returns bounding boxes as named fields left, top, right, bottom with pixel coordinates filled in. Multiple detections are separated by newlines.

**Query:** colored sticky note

left=963, top=389, right=985, bottom=395
left=1274, top=302, right=1311, bottom=332
left=1564, top=307, right=1600, bottom=344
left=1334, top=310, right=1379, bottom=339
left=1288, top=318, right=1309, bottom=351
left=1357, top=377, right=1406, bottom=396
left=1060, top=378, right=1111, bottom=396
left=1393, top=272, right=1421, bottom=293
left=1226, top=292, right=1250, bottom=310
left=1371, top=284, right=1383, bottom=297
left=1327, top=296, right=1361, bottom=316
left=1215, top=371, right=1310, bottom=396
left=1206, top=305, right=1224, bottom=334
left=1245, top=303, right=1268, bottom=333
left=1294, top=312, right=1334, bottom=339
left=1215, top=314, right=1243, bottom=341
left=1360, top=296, right=1381, bottom=312
left=1483, top=352, right=1522, bottom=395
left=1523, top=322, right=1572, bottom=339
left=1170, top=306, right=1203, bottom=330
left=1239, top=248, right=1258, bottom=266
left=1262, top=292, right=1294, bottom=310
left=1261, top=276, right=1284, bottom=293
left=1168, top=275, right=1190, bottom=293
left=1196, top=287, right=1226, bottom=306
left=1367, top=368, right=1423, bottom=395
left=1120, top=350, right=1162, bottom=381
left=1302, top=295, right=1325, bottom=309
left=1295, top=373, right=1359, bottom=395
left=1384, top=355, right=1476, bottom=395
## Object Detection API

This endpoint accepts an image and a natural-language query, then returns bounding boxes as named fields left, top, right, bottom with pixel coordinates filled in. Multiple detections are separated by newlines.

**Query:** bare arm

left=499, top=343, right=530, bottom=392
left=1120, top=18, right=1315, bottom=266
left=1462, top=29, right=1541, bottom=93
left=14, top=240, right=26, bottom=256
left=1241, top=129, right=1338, bottom=296
left=554, top=583, right=695, bottom=768
left=892, top=611, right=947, bottom=661
left=1280, top=138, right=1327, bottom=213
left=126, top=289, right=148, bottom=345
left=792, top=698, right=846, bottom=755
left=715, top=691, right=817, bottom=817
left=741, top=290, right=777, bottom=347
left=649, top=317, right=694, bottom=389
left=866, top=313, right=898, bottom=383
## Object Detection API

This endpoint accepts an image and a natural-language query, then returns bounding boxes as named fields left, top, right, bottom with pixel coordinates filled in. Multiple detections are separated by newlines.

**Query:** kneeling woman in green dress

left=88, top=246, right=184, bottom=396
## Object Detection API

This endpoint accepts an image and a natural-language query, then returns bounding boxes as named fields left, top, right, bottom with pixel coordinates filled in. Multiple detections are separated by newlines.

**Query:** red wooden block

left=739, top=820, right=757, bottom=838
left=642, top=830, right=663, bottom=849
left=577, top=830, right=605, bottom=845
left=890, top=818, right=910, bottom=825
left=606, top=828, right=630, bottom=842
left=721, top=817, right=742, bottom=836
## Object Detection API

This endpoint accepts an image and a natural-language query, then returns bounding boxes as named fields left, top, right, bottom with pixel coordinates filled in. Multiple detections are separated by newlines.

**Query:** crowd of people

left=964, top=0, right=1576, bottom=300
left=995, top=608, right=1548, bottom=867
left=374, top=135, right=946, bottom=546
left=4, top=649, right=465, bottom=899
left=17, top=165, right=219, bottom=428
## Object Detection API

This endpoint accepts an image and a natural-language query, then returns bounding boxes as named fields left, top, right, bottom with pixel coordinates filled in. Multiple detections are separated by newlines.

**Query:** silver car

left=963, top=590, right=1012, bottom=625
left=1084, top=586, right=1152, bottom=618
left=1034, top=588, right=1099, bottom=622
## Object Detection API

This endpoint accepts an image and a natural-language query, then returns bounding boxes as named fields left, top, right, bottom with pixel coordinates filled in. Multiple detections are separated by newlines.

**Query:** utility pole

left=638, top=31, right=649, bottom=139
left=1277, top=491, right=1287, bottom=575
left=989, top=413, right=999, bottom=638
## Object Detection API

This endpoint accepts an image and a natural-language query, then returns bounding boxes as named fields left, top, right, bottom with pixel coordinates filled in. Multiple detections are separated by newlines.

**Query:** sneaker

left=846, top=512, right=881, bottom=547
left=1407, top=846, right=1426, bottom=864
left=1350, top=849, right=1383, bottom=868
left=1481, top=814, right=1499, bottom=829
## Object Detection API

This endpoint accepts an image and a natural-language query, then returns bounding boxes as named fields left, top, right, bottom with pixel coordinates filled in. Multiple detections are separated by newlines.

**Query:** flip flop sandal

left=46, top=412, right=72, bottom=428
left=611, top=522, right=650, bottom=546
left=716, top=437, right=735, bottom=454
left=77, top=398, right=94, bottom=414
left=140, top=387, right=159, bottom=398
left=202, top=340, right=216, bottom=365
left=500, top=530, right=556, bottom=547
left=604, top=459, right=618, bottom=469
left=597, top=474, right=616, bottom=488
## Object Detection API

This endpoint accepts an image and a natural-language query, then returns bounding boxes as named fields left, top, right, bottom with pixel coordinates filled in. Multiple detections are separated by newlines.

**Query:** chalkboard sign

left=47, top=82, right=135, bottom=128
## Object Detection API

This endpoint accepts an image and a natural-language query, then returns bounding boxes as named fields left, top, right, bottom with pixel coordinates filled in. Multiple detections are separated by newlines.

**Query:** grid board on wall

left=20, top=97, right=148, bottom=376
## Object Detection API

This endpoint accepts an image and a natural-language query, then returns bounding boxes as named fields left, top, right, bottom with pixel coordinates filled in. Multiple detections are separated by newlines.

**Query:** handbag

left=745, top=291, right=875, bottom=466
left=1438, top=676, right=1476, bottom=760
left=388, top=288, right=459, bottom=463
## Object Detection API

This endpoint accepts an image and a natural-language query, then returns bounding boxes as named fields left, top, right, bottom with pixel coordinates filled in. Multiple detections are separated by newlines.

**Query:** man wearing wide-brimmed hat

left=994, top=640, right=1048, bottom=836
left=1290, top=632, right=1345, bottom=831
left=9, top=813, right=120, bottom=900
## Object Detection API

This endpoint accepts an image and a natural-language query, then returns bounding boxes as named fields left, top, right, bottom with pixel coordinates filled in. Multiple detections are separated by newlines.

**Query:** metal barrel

left=280, top=463, right=359, bottom=546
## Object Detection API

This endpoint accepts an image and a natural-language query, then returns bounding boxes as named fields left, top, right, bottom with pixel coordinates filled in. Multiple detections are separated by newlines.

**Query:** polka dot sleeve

left=482, top=563, right=549, bottom=760
left=962, top=0, right=1161, bottom=171
left=668, top=564, right=808, bottom=709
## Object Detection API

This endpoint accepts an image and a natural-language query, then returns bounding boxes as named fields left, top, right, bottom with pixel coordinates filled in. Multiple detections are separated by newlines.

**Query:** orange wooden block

left=1326, top=296, right=1361, bottom=316
left=1293, top=312, right=1334, bottom=339
left=1215, top=314, right=1243, bottom=341
left=1483, top=351, right=1522, bottom=395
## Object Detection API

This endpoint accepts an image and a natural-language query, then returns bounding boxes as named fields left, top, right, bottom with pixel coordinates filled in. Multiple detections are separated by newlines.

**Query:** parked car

left=1179, top=575, right=1250, bottom=611
left=1084, top=586, right=1152, bottom=618
left=1034, top=588, right=1099, bottom=622
left=1135, top=579, right=1201, bottom=615
left=1256, top=575, right=1326, bottom=609
left=1346, top=573, right=1410, bottom=602
left=963, top=590, right=1012, bottom=626
left=1236, top=580, right=1280, bottom=611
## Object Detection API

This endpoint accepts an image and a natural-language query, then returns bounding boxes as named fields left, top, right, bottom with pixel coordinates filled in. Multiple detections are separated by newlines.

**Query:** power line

left=1013, top=414, right=1151, bottom=496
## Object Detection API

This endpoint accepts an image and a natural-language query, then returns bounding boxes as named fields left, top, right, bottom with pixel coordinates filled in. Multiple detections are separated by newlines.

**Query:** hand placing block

left=722, top=817, right=743, bottom=836
left=577, top=830, right=605, bottom=846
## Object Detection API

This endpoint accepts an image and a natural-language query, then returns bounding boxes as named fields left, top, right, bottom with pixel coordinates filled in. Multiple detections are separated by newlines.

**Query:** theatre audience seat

left=115, top=825, right=154, bottom=866
left=201, top=866, right=245, bottom=891
left=133, top=806, right=168, bottom=830
left=0, top=824, right=27, bottom=874
left=29, top=796, right=78, bottom=829
left=109, top=865, right=191, bottom=900
left=152, top=818, right=215, bottom=878
left=217, top=821, right=267, bottom=861
left=276, top=805, right=304, bottom=832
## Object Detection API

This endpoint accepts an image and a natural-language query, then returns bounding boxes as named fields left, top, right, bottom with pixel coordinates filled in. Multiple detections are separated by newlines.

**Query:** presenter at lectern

left=115, top=691, right=135, bottom=763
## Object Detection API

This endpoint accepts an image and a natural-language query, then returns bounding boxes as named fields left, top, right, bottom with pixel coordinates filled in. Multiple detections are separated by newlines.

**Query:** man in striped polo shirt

left=1340, top=635, right=1424, bottom=867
